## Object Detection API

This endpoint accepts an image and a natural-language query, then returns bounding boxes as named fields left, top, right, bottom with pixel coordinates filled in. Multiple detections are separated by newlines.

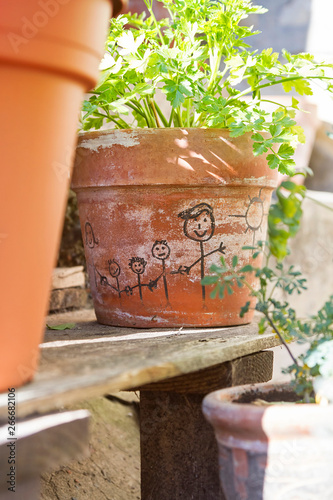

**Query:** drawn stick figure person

left=177, top=203, right=226, bottom=303
left=151, top=240, right=171, bottom=305
left=108, top=259, right=121, bottom=298
left=93, top=258, right=122, bottom=295
left=128, top=257, right=148, bottom=301
left=84, top=222, right=99, bottom=287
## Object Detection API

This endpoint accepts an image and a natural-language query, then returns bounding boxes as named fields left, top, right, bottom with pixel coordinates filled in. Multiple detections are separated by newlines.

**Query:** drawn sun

left=229, top=188, right=265, bottom=246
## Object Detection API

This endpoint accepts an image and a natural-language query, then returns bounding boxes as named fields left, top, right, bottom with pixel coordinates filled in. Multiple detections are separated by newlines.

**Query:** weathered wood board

left=0, top=410, right=90, bottom=497
left=0, top=309, right=280, bottom=420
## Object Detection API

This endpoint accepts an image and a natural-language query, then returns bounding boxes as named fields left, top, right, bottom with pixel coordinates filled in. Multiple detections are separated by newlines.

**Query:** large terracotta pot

left=0, top=0, right=122, bottom=392
left=202, top=382, right=333, bottom=500
left=72, top=128, right=277, bottom=328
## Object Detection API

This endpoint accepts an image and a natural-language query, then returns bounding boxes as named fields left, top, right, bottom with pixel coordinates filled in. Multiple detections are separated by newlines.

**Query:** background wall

left=248, top=0, right=312, bottom=57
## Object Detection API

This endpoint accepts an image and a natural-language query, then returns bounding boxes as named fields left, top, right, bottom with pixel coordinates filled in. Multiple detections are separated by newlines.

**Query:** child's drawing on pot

left=150, top=240, right=172, bottom=306
left=96, top=258, right=123, bottom=296
left=95, top=259, right=133, bottom=298
left=85, top=201, right=227, bottom=307
left=108, top=259, right=121, bottom=297
left=229, top=188, right=265, bottom=247
left=128, top=256, right=151, bottom=301
left=176, top=203, right=226, bottom=303
left=84, top=222, right=99, bottom=288
left=85, top=222, right=99, bottom=249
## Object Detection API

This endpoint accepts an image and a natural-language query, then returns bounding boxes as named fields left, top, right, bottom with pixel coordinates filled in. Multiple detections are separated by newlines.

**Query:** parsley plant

left=81, top=0, right=333, bottom=175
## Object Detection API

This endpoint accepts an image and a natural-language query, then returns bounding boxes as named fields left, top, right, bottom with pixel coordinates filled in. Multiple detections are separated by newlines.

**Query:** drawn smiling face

left=129, top=257, right=147, bottom=275
left=184, top=210, right=215, bottom=242
left=109, top=259, right=120, bottom=277
left=152, top=240, right=171, bottom=260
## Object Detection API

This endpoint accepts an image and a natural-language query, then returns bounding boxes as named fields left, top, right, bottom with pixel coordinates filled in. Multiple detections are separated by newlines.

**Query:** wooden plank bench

left=0, top=309, right=280, bottom=499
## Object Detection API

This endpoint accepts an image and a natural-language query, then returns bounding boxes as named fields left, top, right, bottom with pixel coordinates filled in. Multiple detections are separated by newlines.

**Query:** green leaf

left=46, top=323, right=76, bottom=330
left=269, top=123, right=283, bottom=137
left=239, top=264, right=254, bottom=273
left=290, top=125, right=306, bottom=144
left=162, top=81, right=187, bottom=108
left=258, top=317, right=267, bottom=334
left=267, top=154, right=280, bottom=170
left=218, top=283, right=226, bottom=299
left=242, top=245, right=257, bottom=251
left=251, top=132, right=264, bottom=142
left=277, top=143, right=295, bottom=159
left=232, top=255, right=238, bottom=268
left=253, top=142, right=268, bottom=155
left=240, top=301, right=251, bottom=318
left=133, top=83, right=155, bottom=96
left=280, top=180, right=298, bottom=191
left=235, top=277, right=244, bottom=288
left=220, top=256, right=227, bottom=267
left=282, top=78, right=312, bottom=96
left=201, top=276, right=219, bottom=285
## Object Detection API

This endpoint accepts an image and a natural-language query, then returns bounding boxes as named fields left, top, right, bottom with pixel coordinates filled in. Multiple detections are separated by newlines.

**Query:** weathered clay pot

left=202, top=382, right=333, bottom=500
left=72, top=128, right=277, bottom=328
left=0, top=0, right=121, bottom=391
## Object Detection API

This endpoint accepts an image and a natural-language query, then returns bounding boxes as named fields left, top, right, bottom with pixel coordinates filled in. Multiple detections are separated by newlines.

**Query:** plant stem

left=96, top=111, right=129, bottom=129
left=228, top=75, right=333, bottom=103
left=242, top=272, right=298, bottom=366
left=306, top=194, right=333, bottom=212
left=154, top=102, right=169, bottom=127
left=176, top=109, right=184, bottom=127
left=266, top=315, right=299, bottom=366
left=168, top=109, right=174, bottom=127
left=186, top=98, right=192, bottom=127
left=126, top=101, right=147, bottom=118
left=260, top=99, right=291, bottom=109
left=143, top=98, right=156, bottom=127
left=143, top=0, right=165, bottom=45
left=149, top=99, right=161, bottom=127
left=207, top=45, right=223, bottom=92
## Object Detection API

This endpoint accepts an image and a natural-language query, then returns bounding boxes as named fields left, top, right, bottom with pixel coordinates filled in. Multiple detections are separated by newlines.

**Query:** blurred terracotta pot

left=72, top=128, right=277, bottom=328
left=121, top=0, right=168, bottom=19
left=0, top=0, right=122, bottom=392
left=203, top=382, right=333, bottom=500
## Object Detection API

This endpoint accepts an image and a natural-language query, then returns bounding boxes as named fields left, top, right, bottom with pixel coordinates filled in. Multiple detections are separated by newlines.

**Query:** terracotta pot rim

left=202, top=381, right=333, bottom=451
left=0, top=39, right=102, bottom=89
left=77, top=126, right=252, bottom=138
left=203, top=380, right=326, bottom=411
left=74, top=127, right=279, bottom=189
left=0, top=0, right=118, bottom=89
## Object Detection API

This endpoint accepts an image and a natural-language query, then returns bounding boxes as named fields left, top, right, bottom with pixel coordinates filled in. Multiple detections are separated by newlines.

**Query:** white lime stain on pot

left=232, top=176, right=277, bottom=188
left=123, top=206, right=155, bottom=226
left=79, top=131, right=140, bottom=152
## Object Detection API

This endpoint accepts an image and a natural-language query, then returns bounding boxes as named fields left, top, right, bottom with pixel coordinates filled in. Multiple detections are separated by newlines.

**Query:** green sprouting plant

left=80, top=0, right=325, bottom=261
left=81, top=0, right=333, bottom=176
left=202, top=181, right=333, bottom=402
left=267, top=180, right=307, bottom=260
left=202, top=246, right=333, bottom=401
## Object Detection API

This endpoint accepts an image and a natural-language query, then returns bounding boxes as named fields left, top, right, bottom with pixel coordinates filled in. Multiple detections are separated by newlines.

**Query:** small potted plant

left=72, top=0, right=333, bottom=328
left=202, top=182, right=333, bottom=499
